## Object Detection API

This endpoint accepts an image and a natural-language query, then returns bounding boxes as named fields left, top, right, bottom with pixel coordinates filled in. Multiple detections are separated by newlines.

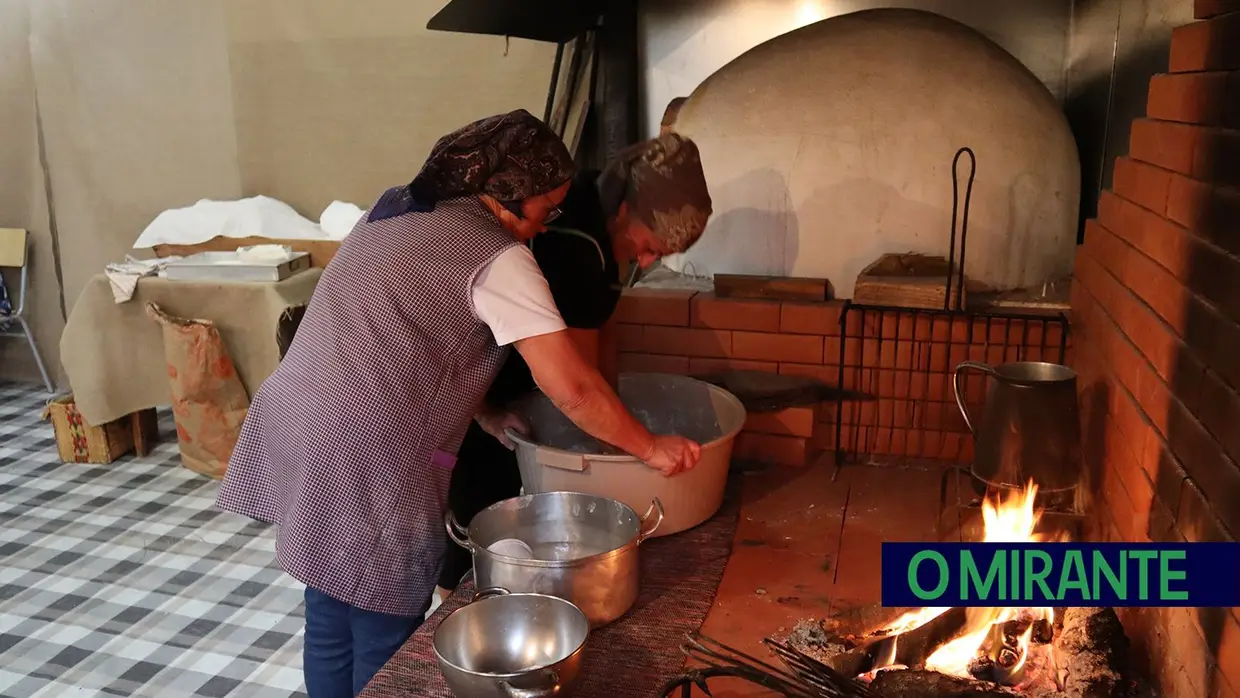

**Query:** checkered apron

left=217, top=196, right=517, bottom=617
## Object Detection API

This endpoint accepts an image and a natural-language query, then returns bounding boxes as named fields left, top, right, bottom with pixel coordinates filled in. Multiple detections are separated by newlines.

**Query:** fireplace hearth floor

left=696, top=456, right=975, bottom=697
left=695, top=457, right=1128, bottom=698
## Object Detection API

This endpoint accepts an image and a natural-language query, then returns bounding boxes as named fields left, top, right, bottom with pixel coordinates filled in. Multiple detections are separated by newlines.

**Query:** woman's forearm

left=515, top=331, right=655, bottom=458
left=546, top=368, right=655, bottom=458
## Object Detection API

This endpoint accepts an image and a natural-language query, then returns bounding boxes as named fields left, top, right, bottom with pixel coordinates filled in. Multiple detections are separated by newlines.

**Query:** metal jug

left=952, top=361, right=1083, bottom=497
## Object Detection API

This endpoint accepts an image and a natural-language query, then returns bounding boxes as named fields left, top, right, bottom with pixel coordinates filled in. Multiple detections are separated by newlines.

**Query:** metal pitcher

left=952, top=361, right=1083, bottom=495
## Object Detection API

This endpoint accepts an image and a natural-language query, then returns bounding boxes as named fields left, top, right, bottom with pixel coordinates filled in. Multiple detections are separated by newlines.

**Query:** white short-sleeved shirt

left=471, top=245, right=567, bottom=346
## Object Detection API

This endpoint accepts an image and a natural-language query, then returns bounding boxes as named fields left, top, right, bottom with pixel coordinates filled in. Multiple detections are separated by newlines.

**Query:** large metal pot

left=447, top=491, right=664, bottom=627
left=952, top=360, right=1084, bottom=503
left=433, top=587, right=588, bottom=698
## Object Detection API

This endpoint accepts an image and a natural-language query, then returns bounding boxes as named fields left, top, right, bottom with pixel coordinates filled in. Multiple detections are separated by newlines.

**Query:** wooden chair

left=0, top=228, right=54, bottom=392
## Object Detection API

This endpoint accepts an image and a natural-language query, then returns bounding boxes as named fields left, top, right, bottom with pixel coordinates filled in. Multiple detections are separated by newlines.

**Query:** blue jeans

left=302, top=587, right=426, bottom=697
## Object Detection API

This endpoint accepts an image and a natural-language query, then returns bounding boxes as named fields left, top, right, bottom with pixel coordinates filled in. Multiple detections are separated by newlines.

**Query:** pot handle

left=636, top=498, right=665, bottom=544
left=471, top=586, right=511, bottom=603
left=952, top=361, right=996, bottom=436
left=499, top=670, right=561, bottom=698
left=445, top=511, right=476, bottom=553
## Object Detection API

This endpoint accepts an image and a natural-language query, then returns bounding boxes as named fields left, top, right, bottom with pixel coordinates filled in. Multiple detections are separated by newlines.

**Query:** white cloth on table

left=103, top=256, right=181, bottom=303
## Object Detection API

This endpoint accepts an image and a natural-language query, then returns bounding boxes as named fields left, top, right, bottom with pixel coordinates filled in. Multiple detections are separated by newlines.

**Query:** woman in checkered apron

left=215, top=110, right=702, bottom=698
left=437, top=130, right=715, bottom=600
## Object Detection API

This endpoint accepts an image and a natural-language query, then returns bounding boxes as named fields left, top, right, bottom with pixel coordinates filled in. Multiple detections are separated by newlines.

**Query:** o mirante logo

left=881, top=542, right=1240, bottom=607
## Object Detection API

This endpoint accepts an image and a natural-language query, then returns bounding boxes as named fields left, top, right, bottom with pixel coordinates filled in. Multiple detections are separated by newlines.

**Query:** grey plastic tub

left=506, top=373, right=747, bottom=537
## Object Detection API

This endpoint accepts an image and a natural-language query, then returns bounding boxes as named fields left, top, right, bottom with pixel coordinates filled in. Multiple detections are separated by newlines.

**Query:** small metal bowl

left=433, top=587, right=589, bottom=698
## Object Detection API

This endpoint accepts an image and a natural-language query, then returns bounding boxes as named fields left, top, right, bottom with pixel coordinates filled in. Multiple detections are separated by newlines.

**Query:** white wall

left=638, top=0, right=1072, bottom=139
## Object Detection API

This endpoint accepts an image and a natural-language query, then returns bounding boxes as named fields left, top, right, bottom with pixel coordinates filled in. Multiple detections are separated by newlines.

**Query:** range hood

left=426, top=0, right=605, bottom=43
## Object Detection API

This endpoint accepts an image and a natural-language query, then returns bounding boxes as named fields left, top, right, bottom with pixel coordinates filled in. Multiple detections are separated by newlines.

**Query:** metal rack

left=831, top=147, right=1070, bottom=469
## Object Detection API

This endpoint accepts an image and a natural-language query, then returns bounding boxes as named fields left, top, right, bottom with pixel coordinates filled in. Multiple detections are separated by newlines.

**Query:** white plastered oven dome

left=664, top=7, right=1081, bottom=297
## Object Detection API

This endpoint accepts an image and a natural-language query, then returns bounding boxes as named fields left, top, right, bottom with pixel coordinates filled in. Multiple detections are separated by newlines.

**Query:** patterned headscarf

left=598, top=133, right=712, bottom=253
left=368, top=109, right=575, bottom=222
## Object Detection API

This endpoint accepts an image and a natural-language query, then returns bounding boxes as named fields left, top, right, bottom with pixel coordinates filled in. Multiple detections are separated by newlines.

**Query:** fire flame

left=873, top=480, right=1058, bottom=683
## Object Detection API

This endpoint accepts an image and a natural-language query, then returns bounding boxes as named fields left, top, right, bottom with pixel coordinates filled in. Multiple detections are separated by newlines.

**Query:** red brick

left=1193, top=128, right=1240, bottom=187
left=1198, top=371, right=1240, bottom=466
left=1184, top=299, right=1240, bottom=389
left=617, top=352, right=689, bottom=374
left=1217, top=615, right=1240, bottom=696
left=743, top=406, right=819, bottom=438
left=1230, top=71, right=1240, bottom=128
left=733, top=432, right=808, bottom=466
left=616, top=323, right=644, bottom=352
left=1167, top=177, right=1240, bottom=258
left=1169, top=14, right=1240, bottom=72
left=689, top=293, right=780, bottom=332
left=1185, top=239, right=1240, bottom=324
left=612, top=288, right=695, bottom=326
left=778, top=362, right=837, bottom=385
left=688, top=357, right=777, bottom=375
left=1196, top=0, right=1240, bottom=19
left=1129, top=119, right=1204, bottom=174
left=779, top=301, right=842, bottom=335
left=731, top=331, right=823, bottom=364
left=1112, top=157, right=1173, bottom=215
left=1178, top=477, right=1235, bottom=542
left=1147, top=72, right=1230, bottom=125
left=1120, top=243, right=1190, bottom=336
left=1165, top=396, right=1240, bottom=532
left=639, top=326, right=730, bottom=357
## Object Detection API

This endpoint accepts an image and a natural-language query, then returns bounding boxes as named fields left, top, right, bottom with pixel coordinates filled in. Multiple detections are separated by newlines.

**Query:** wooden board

left=712, top=273, right=830, bottom=302
left=153, top=235, right=341, bottom=268
left=852, top=253, right=964, bottom=310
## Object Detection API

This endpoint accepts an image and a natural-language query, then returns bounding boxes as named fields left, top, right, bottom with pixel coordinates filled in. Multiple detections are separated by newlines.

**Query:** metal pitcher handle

left=471, top=586, right=511, bottom=603
left=637, top=498, right=665, bottom=544
left=500, top=669, right=561, bottom=698
left=952, top=361, right=996, bottom=436
left=445, top=511, right=476, bottom=553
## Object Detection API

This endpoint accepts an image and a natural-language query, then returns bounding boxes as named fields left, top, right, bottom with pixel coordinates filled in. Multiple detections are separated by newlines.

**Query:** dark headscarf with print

left=368, top=109, right=575, bottom=222
left=597, top=133, right=712, bottom=254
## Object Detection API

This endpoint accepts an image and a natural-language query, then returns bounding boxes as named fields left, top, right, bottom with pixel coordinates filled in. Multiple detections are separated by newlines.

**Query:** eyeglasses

left=544, top=207, right=562, bottom=224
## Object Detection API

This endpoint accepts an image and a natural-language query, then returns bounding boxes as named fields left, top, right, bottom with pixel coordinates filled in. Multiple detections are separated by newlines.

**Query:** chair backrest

left=0, top=228, right=28, bottom=268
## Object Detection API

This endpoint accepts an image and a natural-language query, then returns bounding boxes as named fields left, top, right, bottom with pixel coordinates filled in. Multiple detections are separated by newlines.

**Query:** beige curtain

left=0, top=0, right=556, bottom=387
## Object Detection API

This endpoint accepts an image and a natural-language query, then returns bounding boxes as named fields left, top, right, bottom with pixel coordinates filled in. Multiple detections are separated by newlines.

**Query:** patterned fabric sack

left=146, top=303, right=250, bottom=479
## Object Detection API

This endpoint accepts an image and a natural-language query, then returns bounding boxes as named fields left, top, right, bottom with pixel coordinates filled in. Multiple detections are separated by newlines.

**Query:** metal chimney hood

left=426, top=0, right=604, bottom=43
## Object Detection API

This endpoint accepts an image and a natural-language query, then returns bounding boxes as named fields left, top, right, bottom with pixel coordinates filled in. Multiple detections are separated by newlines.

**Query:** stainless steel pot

left=447, top=492, right=664, bottom=627
left=952, top=360, right=1084, bottom=500
left=433, top=587, right=588, bottom=698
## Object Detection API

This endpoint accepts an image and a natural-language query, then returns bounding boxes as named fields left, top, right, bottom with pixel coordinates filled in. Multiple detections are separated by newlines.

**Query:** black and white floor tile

left=0, top=382, right=306, bottom=698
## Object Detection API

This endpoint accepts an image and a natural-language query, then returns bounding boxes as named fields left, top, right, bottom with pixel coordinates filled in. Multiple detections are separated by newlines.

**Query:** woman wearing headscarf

left=215, top=110, right=701, bottom=698
left=436, top=131, right=714, bottom=598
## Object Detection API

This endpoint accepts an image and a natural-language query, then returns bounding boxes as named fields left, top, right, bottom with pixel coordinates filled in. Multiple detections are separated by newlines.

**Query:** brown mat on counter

left=361, top=484, right=741, bottom=698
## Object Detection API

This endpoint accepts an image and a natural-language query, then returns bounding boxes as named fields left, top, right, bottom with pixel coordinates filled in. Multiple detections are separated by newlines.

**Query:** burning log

left=1052, top=607, right=1130, bottom=698
left=869, top=669, right=1015, bottom=697
left=823, top=607, right=970, bottom=676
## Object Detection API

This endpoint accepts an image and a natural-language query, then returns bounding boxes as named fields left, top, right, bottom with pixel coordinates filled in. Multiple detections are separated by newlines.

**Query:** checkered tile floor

left=0, top=382, right=306, bottom=698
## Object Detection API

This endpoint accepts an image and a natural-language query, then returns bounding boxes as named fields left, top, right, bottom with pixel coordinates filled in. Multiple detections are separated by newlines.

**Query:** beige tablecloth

left=61, top=269, right=322, bottom=426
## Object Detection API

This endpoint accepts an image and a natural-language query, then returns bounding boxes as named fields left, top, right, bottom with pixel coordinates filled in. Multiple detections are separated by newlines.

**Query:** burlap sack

left=146, top=302, right=250, bottom=479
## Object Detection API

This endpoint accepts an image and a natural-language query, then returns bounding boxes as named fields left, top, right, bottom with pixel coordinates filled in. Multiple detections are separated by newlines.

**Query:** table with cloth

left=60, top=269, right=322, bottom=426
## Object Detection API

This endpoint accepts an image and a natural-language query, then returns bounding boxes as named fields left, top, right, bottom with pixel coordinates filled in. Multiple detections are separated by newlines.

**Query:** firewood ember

left=785, top=618, right=851, bottom=665
left=997, top=617, right=1055, bottom=645
left=869, top=669, right=1016, bottom=697
left=1052, top=607, right=1131, bottom=698
left=823, top=607, right=970, bottom=676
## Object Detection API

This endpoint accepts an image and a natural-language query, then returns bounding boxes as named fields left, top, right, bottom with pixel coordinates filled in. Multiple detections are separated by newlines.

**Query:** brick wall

left=612, top=288, right=1067, bottom=468
left=1069, top=2, right=1240, bottom=695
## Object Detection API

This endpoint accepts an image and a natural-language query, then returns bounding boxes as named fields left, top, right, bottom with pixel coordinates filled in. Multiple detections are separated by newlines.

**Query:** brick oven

left=613, top=2, right=1240, bottom=694
left=1070, top=1, right=1240, bottom=695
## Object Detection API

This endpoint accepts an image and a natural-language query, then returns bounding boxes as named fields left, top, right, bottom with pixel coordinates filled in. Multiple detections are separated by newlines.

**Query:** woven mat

left=361, top=484, right=741, bottom=697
